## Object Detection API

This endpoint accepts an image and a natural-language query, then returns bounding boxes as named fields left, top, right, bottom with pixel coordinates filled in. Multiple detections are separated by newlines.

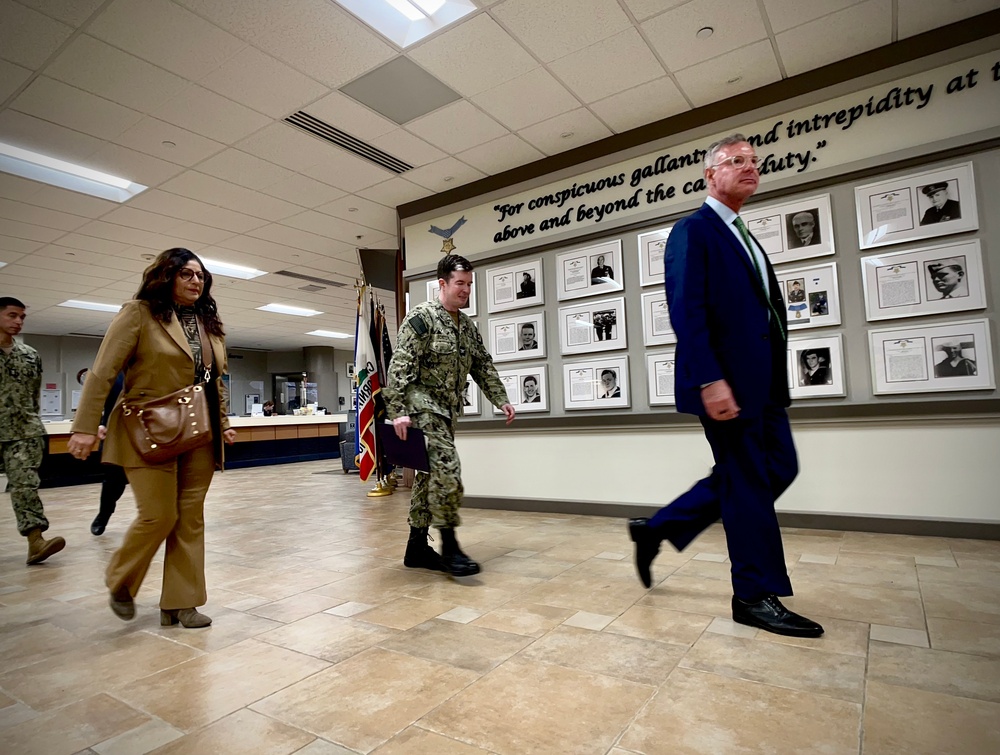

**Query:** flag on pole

left=354, top=285, right=380, bottom=482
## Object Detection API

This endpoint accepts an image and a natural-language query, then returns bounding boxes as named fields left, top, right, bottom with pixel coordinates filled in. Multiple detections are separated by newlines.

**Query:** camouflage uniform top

left=0, top=341, right=46, bottom=442
left=385, top=299, right=509, bottom=422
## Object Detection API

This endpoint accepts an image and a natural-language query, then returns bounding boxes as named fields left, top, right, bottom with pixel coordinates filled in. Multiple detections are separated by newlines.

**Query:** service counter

left=40, top=414, right=348, bottom=488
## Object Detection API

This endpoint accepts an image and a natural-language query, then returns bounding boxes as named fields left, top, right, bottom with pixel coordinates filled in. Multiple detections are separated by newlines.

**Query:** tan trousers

left=106, top=444, right=215, bottom=610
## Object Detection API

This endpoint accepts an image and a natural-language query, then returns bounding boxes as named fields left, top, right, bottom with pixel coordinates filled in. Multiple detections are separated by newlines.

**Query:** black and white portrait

left=598, top=368, right=621, bottom=399
left=925, top=256, right=969, bottom=300
left=809, top=291, right=829, bottom=317
left=590, top=254, right=614, bottom=285
left=798, top=347, right=832, bottom=387
left=518, top=321, right=538, bottom=351
left=785, top=209, right=820, bottom=248
left=516, top=271, right=536, bottom=299
left=593, top=309, right=616, bottom=341
left=918, top=181, right=961, bottom=225
left=522, top=374, right=542, bottom=403
left=932, top=336, right=977, bottom=377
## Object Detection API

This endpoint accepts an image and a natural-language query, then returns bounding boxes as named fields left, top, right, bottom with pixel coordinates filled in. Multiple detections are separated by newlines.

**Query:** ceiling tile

left=674, top=40, right=781, bottom=108
left=0, top=217, right=66, bottom=244
left=177, top=0, right=395, bottom=88
left=0, top=198, right=88, bottom=232
left=315, top=196, right=398, bottom=236
left=401, top=157, right=486, bottom=192
left=642, top=0, right=768, bottom=71
left=159, top=171, right=302, bottom=222
left=620, top=0, right=689, bottom=22
left=196, top=149, right=295, bottom=192
left=357, top=177, right=430, bottom=208
left=589, top=76, right=690, bottom=133
left=51, top=232, right=130, bottom=255
left=762, top=0, right=866, bottom=34
left=0, top=59, right=32, bottom=102
left=517, top=108, right=613, bottom=155
left=214, top=235, right=323, bottom=267
left=238, top=122, right=334, bottom=173
left=549, top=28, right=666, bottom=104
left=777, top=0, right=891, bottom=77
left=73, top=219, right=173, bottom=249
left=472, top=68, right=579, bottom=131
left=28, top=185, right=118, bottom=219
left=127, top=190, right=267, bottom=234
left=112, top=117, right=226, bottom=167
left=898, top=0, right=999, bottom=38
left=0, top=0, right=74, bottom=69
left=493, top=0, right=632, bottom=63
left=87, top=142, right=185, bottom=188
left=297, top=144, right=395, bottom=194
left=281, top=210, right=384, bottom=245
left=45, top=35, right=189, bottom=113
left=259, top=173, right=346, bottom=209
left=248, top=222, right=355, bottom=256
left=406, top=100, right=509, bottom=153
left=0, top=173, right=43, bottom=203
left=14, top=0, right=106, bottom=27
left=304, top=91, right=398, bottom=141
left=409, top=13, right=537, bottom=97
left=457, top=134, right=545, bottom=175
left=166, top=220, right=235, bottom=246
left=88, top=0, right=246, bottom=81
left=0, top=109, right=104, bottom=164
left=368, top=129, right=446, bottom=168
left=153, top=84, right=272, bottom=144
left=12, top=77, right=143, bottom=141
left=100, top=206, right=184, bottom=235
left=199, top=46, right=329, bottom=119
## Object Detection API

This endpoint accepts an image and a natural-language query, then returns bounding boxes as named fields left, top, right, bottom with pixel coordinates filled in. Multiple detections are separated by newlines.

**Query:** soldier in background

left=385, top=255, right=515, bottom=577
left=0, top=297, right=66, bottom=565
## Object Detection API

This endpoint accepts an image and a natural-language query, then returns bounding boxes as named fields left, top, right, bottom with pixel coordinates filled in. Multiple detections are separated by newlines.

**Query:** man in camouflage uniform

left=0, top=297, right=66, bottom=564
left=385, top=255, right=515, bottom=577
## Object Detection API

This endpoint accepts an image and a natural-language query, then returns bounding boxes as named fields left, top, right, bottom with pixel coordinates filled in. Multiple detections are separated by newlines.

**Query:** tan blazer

left=72, top=300, right=231, bottom=468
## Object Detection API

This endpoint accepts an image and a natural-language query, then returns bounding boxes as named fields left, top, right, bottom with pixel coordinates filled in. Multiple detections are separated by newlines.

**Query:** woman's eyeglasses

left=177, top=269, right=206, bottom=282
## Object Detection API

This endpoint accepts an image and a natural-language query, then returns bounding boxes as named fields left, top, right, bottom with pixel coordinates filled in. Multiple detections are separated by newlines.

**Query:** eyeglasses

left=177, top=269, right=206, bottom=282
left=710, top=154, right=761, bottom=170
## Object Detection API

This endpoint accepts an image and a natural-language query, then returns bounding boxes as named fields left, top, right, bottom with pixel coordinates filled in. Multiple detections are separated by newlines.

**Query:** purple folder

left=377, top=423, right=430, bottom=472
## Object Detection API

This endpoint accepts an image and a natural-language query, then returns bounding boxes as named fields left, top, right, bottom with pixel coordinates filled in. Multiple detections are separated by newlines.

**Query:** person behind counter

left=262, top=400, right=275, bottom=416
left=67, top=248, right=236, bottom=628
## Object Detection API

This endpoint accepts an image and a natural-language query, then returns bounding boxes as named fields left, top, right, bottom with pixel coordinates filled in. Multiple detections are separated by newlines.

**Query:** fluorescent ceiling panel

left=335, top=0, right=475, bottom=47
left=257, top=303, right=323, bottom=316
left=200, top=257, right=267, bottom=280
left=58, top=300, right=123, bottom=313
left=0, top=142, right=147, bottom=203
left=306, top=329, right=353, bottom=338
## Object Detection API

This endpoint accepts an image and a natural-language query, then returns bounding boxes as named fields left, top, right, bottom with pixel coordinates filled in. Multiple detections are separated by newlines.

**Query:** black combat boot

left=439, top=527, right=480, bottom=577
left=403, top=526, right=445, bottom=571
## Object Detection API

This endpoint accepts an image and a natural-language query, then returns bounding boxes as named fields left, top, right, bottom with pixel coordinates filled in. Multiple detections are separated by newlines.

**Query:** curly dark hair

left=135, top=248, right=225, bottom=336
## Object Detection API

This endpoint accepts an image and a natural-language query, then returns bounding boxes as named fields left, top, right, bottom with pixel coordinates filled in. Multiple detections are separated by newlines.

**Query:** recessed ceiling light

left=696, top=26, right=714, bottom=39
left=198, top=256, right=267, bottom=280
left=333, top=0, right=475, bottom=47
left=0, top=141, right=147, bottom=203
left=58, top=300, right=122, bottom=313
left=257, top=303, right=323, bottom=316
left=140, top=253, right=155, bottom=260
left=306, top=330, right=353, bottom=339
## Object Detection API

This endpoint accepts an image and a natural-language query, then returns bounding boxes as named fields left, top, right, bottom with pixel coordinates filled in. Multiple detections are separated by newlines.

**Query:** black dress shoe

left=732, top=594, right=824, bottom=637
left=90, top=514, right=109, bottom=536
left=628, top=518, right=662, bottom=589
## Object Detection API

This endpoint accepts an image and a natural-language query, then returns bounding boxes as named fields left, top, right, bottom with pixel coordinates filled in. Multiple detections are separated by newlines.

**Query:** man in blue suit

left=628, top=134, right=823, bottom=638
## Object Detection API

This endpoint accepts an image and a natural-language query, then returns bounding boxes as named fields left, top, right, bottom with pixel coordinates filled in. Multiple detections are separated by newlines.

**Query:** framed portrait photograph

left=637, top=225, right=672, bottom=287
left=646, top=350, right=676, bottom=406
left=461, top=375, right=480, bottom=416
left=427, top=273, right=477, bottom=316
left=494, top=366, right=548, bottom=414
left=485, top=258, right=543, bottom=314
left=855, top=162, right=979, bottom=249
left=775, top=262, right=841, bottom=331
left=556, top=239, right=624, bottom=301
left=563, top=356, right=630, bottom=410
left=558, top=296, right=627, bottom=356
left=742, top=194, right=835, bottom=265
left=860, top=240, right=987, bottom=322
left=869, top=318, right=995, bottom=394
left=787, top=334, right=846, bottom=399
left=489, top=312, right=546, bottom=363
left=641, top=290, right=676, bottom=346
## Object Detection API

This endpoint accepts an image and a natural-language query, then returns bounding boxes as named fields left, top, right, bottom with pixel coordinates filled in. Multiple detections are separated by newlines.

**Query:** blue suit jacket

left=664, top=203, right=790, bottom=418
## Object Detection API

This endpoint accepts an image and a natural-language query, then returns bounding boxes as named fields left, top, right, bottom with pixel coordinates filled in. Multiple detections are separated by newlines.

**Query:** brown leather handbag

left=122, top=317, right=215, bottom=464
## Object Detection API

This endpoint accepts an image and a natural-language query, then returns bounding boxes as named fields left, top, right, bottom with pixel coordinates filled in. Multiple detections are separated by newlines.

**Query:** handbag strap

left=195, top=316, right=213, bottom=384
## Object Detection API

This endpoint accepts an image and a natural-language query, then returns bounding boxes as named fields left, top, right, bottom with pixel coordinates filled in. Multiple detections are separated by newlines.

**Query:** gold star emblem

left=440, top=237, right=456, bottom=254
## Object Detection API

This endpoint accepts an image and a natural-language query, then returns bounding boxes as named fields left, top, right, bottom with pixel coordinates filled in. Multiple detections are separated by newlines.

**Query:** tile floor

left=2, top=460, right=999, bottom=754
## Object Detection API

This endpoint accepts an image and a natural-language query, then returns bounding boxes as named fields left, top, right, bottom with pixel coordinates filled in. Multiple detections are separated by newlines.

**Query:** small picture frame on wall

left=787, top=334, right=846, bottom=399
left=562, top=356, right=630, bottom=410
left=742, top=194, right=835, bottom=265
left=489, top=312, right=546, bottom=363
left=427, top=273, right=477, bottom=316
left=774, top=262, right=841, bottom=331
left=637, top=225, right=672, bottom=287
left=486, top=258, right=543, bottom=313
left=855, top=162, right=978, bottom=249
left=868, top=318, right=995, bottom=394
left=494, top=366, right=548, bottom=413
left=646, top=350, right=676, bottom=406
left=641, top=290, right=675, bottom=346
left=558, top=296, right=627, bottom=356
left=460, top=375, right=480, bottom=416
left=556, top=239, right=623, bottom=301
left=860, top=240, right=987, bottom=321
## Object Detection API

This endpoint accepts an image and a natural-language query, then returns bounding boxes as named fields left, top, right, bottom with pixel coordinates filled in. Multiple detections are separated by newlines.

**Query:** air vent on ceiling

left=69, top=332, right=105, bottom=339
left=284, top=111, right=413, bottom=174
left=274, top=270, right=348, bottom=288
left=298, top=284, right=325, bottom=293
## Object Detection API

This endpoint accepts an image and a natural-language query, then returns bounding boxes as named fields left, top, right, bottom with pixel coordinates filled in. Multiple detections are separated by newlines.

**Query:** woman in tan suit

left=67, top=249, right=236, bottom=627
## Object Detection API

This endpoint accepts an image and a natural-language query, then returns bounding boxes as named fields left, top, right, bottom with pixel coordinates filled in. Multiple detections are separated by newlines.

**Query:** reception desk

left=40, top=414, right=348, bottom=487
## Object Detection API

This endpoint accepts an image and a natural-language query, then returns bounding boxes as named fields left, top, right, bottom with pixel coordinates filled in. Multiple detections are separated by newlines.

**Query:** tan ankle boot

left=26, top=528, right=66, bottom=565
left=161, top=608, right=212, bottom=628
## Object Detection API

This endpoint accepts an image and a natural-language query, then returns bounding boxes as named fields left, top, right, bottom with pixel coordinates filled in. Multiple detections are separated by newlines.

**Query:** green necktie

left=733, top=217, right=785, bottom=340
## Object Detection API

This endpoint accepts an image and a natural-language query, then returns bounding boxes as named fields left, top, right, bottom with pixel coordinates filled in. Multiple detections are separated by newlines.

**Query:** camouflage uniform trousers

left=407, top=412, right=463, bottom=529
left=1, top=437, right=49, bottom=535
